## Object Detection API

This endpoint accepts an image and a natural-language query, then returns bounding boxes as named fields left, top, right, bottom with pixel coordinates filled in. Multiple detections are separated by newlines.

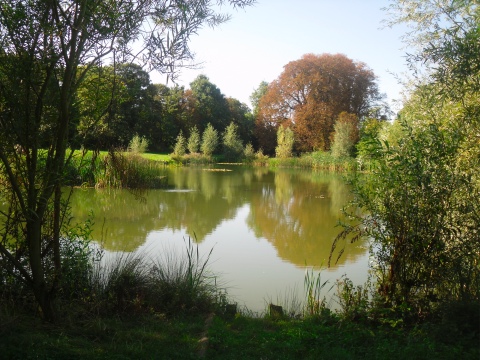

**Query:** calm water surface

left=70, top=165, right=369, bottom=312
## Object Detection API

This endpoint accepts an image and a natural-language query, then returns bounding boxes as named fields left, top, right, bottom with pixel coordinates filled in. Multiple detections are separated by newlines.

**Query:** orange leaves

left=255, top=53, right=380, bottom=152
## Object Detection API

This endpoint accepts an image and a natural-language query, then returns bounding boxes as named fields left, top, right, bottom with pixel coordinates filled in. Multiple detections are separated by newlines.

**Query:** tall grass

left=304, top=268, right=332, bottom=316
left=64, top=150, right=168, bottom=189
left=264, top=269, right=334, bottom=320
left=89, top=238, right=220, bottom=316
left=95, top=151, right=167, bottom=189
left=260, top=151, right=357, bottom=171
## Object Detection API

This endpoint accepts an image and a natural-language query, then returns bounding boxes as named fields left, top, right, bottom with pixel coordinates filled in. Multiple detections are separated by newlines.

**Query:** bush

left=187, top=126, right=201, bottom=154
left=128, top=134, right=149, bottom=154
left=222, top=122, right=243, bottom=161
left=337, top=120, right=480, bottom=320
left=201, top=123, right=218, bottom=157
left=243, top=143, right=256, bottom=163
left=275, top=126, right=294, bottom=159
left=252, top=148, right=269, bottom=166
left=330, top=113, right=358, bottom=159
left=173, top=131, right=187, bottom=157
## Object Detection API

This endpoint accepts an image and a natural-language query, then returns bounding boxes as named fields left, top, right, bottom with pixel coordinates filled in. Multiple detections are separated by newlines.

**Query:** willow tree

left=333, top=0, right=480, bottom=318
left=0, top=0, right=254, bottom=322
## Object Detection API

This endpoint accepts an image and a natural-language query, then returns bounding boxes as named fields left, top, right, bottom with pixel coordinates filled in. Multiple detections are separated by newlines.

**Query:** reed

left=304, top=267, right=332, bottom=317
left=95, top=152, right=167, bottom=189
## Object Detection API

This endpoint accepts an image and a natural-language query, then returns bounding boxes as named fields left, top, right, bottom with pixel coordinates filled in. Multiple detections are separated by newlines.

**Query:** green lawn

left=139, top=152, right=172, bottom=162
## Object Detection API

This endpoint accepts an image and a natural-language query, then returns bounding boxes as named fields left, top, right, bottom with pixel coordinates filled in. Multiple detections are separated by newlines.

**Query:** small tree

left=201, top=123, right=219, bottom=156
left=331, top=112, right=359, bottom=158
left=173, top=131, right=186, bottom=156
left=222, top=122, right=243, bottom=161
left=187, top=126, right=201, bottom=154
left=128, top=134, right=149, bottom=153
left=244, top=143, right=255, bottom=162
left=275, top=126, right=294, bottom=158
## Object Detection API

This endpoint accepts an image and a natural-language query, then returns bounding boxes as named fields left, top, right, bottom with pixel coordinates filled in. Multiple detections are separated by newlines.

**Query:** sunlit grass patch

left=139, top=152, right=172, bottom=163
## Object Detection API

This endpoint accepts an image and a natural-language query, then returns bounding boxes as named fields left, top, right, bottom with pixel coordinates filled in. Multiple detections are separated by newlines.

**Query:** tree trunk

left=27, top=217, right=56, bottom=322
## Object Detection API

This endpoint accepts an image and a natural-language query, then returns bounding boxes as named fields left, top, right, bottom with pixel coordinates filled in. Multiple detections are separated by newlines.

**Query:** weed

left=304, top=268, right=332, bottom=317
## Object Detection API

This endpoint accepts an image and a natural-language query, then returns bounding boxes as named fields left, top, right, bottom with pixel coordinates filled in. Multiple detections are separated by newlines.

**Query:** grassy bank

left=62, top=149, right=356, bottom=189
left=162, top=150, right=357, bottom=171
left=1, top=309, right=478, bottom=359
left=64, top=150, right=172, bottom=188
left=0, top=231, right=477, bottom=359
left=265, top=151, right=357, bottom=171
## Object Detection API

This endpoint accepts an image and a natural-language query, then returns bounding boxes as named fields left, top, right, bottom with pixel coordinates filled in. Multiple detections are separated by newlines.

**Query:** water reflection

left=70, top=166, right=365, bottom=268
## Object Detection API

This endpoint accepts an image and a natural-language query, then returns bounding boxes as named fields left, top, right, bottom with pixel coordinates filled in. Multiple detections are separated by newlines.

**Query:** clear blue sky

left=151, top=0, right=410, bottom=112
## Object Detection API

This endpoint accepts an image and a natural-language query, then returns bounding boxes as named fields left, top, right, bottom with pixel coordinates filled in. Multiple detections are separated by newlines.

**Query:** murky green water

left=70, top=165, right=369, bottom=312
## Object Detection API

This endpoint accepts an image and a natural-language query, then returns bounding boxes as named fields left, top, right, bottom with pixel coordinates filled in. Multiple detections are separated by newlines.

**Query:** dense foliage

left=0, top=0, right=254, bottom=321
left=333, top=0, right=480, bottom=325
left=255, top=53, right=383, bottom=154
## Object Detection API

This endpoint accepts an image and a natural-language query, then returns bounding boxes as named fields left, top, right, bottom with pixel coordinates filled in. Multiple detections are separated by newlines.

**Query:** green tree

left=128, top=134, right=149, bottom=154
left=187, top=74, right=230, bottom=132
left=222, top=122, right=243, bottom=161
left=244, top=143, right=255, bottom=162
left=0, top=0, right=253, bottom=322
left=335, top=0, right=480, bottom=319
left=201, top=123, right=219, bottom=157
left=226, top=97, right=254, bottom=145
left=173, top=131, right=187, bottom=157
left=356, top=117, right=388, bottom=168
left=330, top=112, right=359, bottom=158
left=75, top=65, right=128, bottom=149
left=155, top=84, right=187, bottom=152
left=187, top=126, right=201, bottom=154
left=251, top=81, right=273, bottom=152
left=275, top=126, right=294, bottom=159
left=250, top=81, right=269, bottom=117
left=112, top=64, right=157, bottom=148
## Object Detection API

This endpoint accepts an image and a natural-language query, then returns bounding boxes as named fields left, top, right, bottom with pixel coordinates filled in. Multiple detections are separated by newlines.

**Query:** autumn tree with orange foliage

left=255, top=53, right=381, bottom=153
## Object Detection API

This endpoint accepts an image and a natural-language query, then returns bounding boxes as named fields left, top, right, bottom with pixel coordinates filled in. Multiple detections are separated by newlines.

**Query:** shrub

left=243, top=143, right=255, bottom=162
left=275, top=126, right=294, bottom=159
left=336, top=120, right=480, bottom=320
left=173, top=131, right=187, bottom=157
left=201, top=123, right=218, bottom=157
left=331, top=113, right=358, bottom=159
left=222, top=122, right=243, bottom=161
left=128, top=134, right=149, bottom=154
left=187, top=126, right=201, bottom=154
left=253, top=148, right=269, bottom=166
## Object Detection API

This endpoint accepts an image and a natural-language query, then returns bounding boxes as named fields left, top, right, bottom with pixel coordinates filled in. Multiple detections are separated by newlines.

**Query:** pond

left=70, top=165, right=369, bottom=313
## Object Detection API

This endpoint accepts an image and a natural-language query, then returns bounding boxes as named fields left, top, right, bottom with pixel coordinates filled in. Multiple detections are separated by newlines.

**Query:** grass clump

left=94, top=151, right=167, bottom=189
left=261, top=151, right=357, bottom=171
left=88, top=238, right=220, bottom=317
left=64, top=150, right=171, bottom=188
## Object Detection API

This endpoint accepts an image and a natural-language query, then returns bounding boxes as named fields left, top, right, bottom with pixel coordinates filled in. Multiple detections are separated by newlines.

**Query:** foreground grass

left=0, top=313, right=205, bottom=360
left=1, top=312, right=477, bottom=360
left=207, top=315, right=478, bottom=360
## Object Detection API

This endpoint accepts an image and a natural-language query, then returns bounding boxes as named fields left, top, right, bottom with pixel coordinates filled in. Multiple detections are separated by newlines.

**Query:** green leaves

left=200, top=123, right=218, bottom=157
left=222, top=122, right=243, bottom=161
